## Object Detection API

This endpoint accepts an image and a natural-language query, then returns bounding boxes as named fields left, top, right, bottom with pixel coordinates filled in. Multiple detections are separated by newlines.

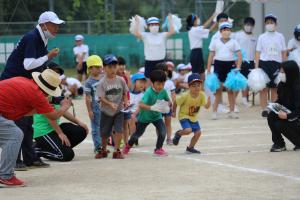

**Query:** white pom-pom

left=129, top=15, right=147, bottom=34
left=162, top=14, right=182, bottom=33
left=247, top=68, right=270, bottom=92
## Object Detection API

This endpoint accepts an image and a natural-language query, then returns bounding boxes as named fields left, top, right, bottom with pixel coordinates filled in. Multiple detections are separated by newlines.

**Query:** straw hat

left=32, top=69, right=62, bottom=97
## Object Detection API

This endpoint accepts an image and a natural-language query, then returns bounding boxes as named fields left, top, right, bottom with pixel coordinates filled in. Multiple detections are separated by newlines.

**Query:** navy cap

left=104, top=54, right=118, bottom=65
left=188, top=73, right=202, bottom=85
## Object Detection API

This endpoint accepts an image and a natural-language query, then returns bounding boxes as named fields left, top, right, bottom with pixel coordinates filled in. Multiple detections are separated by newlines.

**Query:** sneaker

left=261, top=109, right=269, bottom=118
left=211, top=112, right=218, bottom=120
left=294, top=146, right=300, bottom=151
left=27, top=159, right=50, bottom=169
left=186, top=146, right=201, bottom=154
left=154, top=148, right=168, bottom=156
left=0, top=176, right=25, bottom=187
left=166, top=138, right=173, bottom=146
left=234, top=105, right=240, bottom=113
left=122, top=143, right=132, bottom=155
left=228, top=111, right=239, bottom=119
left=270, top=144, right=286, bottom=152
left=95, top=148, right=108, bottom=159
left=217, top=104, right=229, bottom=113
left=112, top=150, right=125, bottom=159
left=15, top=162, right=28, bottom=171
left=242, top=97, right=252, bottom=107
left=172, top=130, right=182, bottom=145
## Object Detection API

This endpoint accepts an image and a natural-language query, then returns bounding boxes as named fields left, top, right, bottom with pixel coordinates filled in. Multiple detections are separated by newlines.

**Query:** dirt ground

left=1, top=95, right=299, bottom=200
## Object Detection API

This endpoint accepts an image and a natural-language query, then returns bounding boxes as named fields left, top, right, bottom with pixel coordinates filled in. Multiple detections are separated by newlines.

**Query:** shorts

left=124, top=112, right=132, bottom=120
left=162, top=110, right=172, bottom=117
left=240, top=61, right=254, bottom=78
left=190, top=48, right=205, bottom=74
left=259, top=60, right=280, bottom=88
left=144, top=59, right=165, bottom=78
left=77, top=62, right=87, bottom=75
left=213, top=60, right=236, bottom=83
left=100, top=111, right=124, bottom=137
left=179, top=119, right=201, bottom=133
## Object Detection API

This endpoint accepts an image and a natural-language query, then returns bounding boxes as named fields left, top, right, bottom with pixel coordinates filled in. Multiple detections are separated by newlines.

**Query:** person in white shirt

left=207, top=22, right=242, bottom=120
left=233, top=17, right=257, bottom=107
left=61, top=76, right=84, bottom=98
left=133, top=15, right=174, bottom=78
left=186, top=12, right=216, bottom=80
left=287, top=24, right=300, bottom=53
left=211, top=13, right=229, bottom=41
left=73, top=34, right=89, bottom=82
left=255, top=14, right=287, bottom=117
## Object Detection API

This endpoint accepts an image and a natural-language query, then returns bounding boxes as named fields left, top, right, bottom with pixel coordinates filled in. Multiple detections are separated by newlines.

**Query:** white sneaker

left=217, top=104, right=229, bottom=113
left=242, top=97, right=252, bottom=107
left=234, top=105, right=239, bottom=113
left=228, top=111, right=239, bottom=119
left=211, top=112, right=218, bottom=120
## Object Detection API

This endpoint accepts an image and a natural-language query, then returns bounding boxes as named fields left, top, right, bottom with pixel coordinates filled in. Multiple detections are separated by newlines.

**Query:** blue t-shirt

left=84, top=77, right=101, bottom=112
left=0, top=28, right=48, bottom=80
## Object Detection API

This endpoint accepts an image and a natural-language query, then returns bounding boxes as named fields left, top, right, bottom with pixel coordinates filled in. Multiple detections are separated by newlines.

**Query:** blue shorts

left=179, top=119, right=200, bottom=133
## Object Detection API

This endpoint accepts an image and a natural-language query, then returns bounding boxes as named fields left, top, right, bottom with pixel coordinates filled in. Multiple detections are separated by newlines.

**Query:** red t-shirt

left=0, top=77, right=55, bottom=120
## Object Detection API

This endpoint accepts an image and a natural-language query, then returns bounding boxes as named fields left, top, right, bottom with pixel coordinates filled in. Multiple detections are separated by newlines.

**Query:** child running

left=172, top=73, right=211, bottom=154
left=96, top=54, right=129, bottom=159
left=84, top=55, right=104, bottom=153
left=123, top=70, right=170, bottom=156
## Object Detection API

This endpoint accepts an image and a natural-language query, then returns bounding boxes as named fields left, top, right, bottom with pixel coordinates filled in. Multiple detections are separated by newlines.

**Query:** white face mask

left=278, top=72, right=286, bottom=83
left=149, top=26, right=159, bottom=33
left=196, top=19, right=201, bottom=26
left=265, top=24, right=275, bottom=32
left=43, top=25, right=55, bottom=39
left=244, top=25, right=253, bottom=33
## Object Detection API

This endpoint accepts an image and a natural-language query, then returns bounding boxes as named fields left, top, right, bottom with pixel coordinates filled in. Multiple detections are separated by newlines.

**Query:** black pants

left=190, top=48, right=205, bottom=74
left=15, top=116, right=39, bottom=166
left=267, top=112, right=300, bottom=147
left=128, top=119, right=166, bottom=150
left=35, top=123, right=87, bottom=162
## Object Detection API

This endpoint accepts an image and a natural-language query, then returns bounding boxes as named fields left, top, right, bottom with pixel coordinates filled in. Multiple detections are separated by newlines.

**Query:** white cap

left=75, top=34, right=84, bottom=41
left=38, top=11, right=65, bottom=24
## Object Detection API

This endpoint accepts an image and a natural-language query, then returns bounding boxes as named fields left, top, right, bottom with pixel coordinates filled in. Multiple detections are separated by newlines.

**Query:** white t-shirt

left=256, top=31, right=286, bottom=63
left=164, top=79, right=176, bottom=102
left=73, top=44, right=89, bottom=62
left=141, top=32, right=168, bottom=61
left=209, top=38, right=241, bottom=61
left=287, top=38, right=300, bottom=51
left=188, top=26, right=209, bottom=49
left=232, top=31, right=257, bottom=61
left=130, top=91, right=144, bottom=113
left=66, top=77, right=82, bottom=88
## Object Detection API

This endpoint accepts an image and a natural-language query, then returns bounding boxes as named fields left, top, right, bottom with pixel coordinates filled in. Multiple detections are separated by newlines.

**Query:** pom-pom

left=247, top=68, right=270, bottom=92
left=129, top=15, right=147, bottom=34
left=162, top=14, right=182, bottom=33
left=224, top=69, right=248, bottom=91
left=204, top=73, right=221, bottom=93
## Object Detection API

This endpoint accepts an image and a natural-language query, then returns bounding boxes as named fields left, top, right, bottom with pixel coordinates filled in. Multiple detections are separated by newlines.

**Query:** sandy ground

left=1, top=95, right=300, bottom=200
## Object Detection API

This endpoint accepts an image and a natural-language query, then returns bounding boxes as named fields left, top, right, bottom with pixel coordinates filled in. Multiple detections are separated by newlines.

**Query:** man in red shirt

left=0, top=69, right=72, bottom=187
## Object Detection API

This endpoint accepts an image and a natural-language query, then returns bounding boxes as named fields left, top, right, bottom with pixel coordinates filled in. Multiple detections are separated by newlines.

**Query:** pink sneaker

left=122, top=144, right=131, bottom=155
left=154, top=148, right=168, bottom=156
left=0, top=175, right=25, bottom=187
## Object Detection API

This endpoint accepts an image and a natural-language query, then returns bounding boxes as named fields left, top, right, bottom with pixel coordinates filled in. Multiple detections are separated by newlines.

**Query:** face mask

left=278, top=72, right=286, bottom=83
left=196, top=19, right=201, bottom=26
left=221, top=30, right=231, bottom=39
left=149, top=26, right=159, bottom=33
left=265, top=24, right=275, bottom=32
left=43, top=25, right=55, bottom=39
left=244, top=25, right=253, bottom=33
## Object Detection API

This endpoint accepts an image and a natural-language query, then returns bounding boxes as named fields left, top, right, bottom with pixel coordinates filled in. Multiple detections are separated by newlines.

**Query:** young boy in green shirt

left=123, top=70, right=171, bottom=156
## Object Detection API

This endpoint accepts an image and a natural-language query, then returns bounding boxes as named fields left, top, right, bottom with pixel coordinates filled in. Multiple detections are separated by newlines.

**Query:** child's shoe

left=0, top=175, right=25, bottom=187
left=211, top=112, right=218, bottom=120
left=186, top=146, right=201, bottom=154
left=234, top=105, right=240, bottom=113
left=172, top=130, right=182, bottom=145
left=95, top=148, right=108, bottom=159
left=112, top=149, right=125, bottom=159
left=228, top=111, right=239, bottom=119
left=154, top=148, right=168, bottom=156
left=122, top=143, right=132, bottom=154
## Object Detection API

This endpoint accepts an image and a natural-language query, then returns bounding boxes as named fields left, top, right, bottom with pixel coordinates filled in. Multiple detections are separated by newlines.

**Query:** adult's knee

left=62, top=149, right=75, bottom=162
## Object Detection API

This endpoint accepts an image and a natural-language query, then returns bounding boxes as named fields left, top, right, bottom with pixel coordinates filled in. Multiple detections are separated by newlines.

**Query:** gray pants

left=0, top=116, right=23, bottom=179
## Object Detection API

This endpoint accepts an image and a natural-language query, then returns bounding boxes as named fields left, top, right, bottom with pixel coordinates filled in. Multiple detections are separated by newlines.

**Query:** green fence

left=0, top=32, right=212, bottom=71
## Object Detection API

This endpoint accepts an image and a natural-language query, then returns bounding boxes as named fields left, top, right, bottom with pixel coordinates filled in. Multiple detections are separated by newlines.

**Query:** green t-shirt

left=33, top=104, right=61, bottom=138
left=138, top=87, right=169, bottom=123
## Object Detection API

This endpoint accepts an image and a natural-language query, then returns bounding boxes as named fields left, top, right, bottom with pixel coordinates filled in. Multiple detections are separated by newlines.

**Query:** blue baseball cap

left=219, top=22, right=232, bottom=30
left=188, top=73, right=202, bottom=85
left=104, top=54, right=118, bottom=65
left=147, top=17, right=160, bottom=25
left=131, top=73, right=146, bottom=83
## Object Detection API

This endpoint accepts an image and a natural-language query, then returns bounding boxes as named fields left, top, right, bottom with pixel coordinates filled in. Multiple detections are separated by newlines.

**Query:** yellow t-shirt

left=176, top=91, right=207, bottom=122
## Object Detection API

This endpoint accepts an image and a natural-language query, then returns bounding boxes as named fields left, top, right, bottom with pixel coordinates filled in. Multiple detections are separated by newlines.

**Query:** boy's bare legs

left=123, top=120, right=129, bottom=144
left=164, top=116, right=172, bottom=141
left=213, top=85, right=223, bottom=112
left=270, top=88, right=277, bottom=102
left=113, top=133, right=123, bottom=150
left=188, top=131, right=201, bottom=148
left=260, top=88, right=269, bottom=109
left=227, top=90, right=235, bottom=112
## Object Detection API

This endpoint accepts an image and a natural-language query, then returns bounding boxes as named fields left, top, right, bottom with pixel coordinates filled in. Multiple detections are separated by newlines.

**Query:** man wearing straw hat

left=0, top=11, right=65, bottom=170
left=0, top=69, right=72, bottom=187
